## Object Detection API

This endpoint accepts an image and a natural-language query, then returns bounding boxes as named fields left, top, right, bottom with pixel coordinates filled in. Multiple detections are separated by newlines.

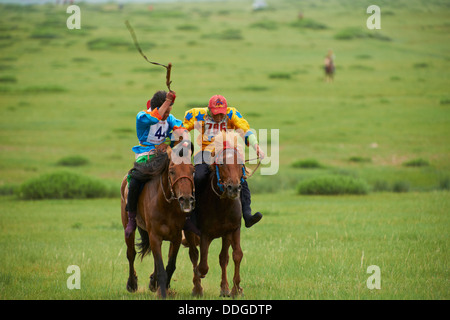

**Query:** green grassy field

left=0, top=0, right=449, bottom=299
left=0, top=191, right=448, bottom=299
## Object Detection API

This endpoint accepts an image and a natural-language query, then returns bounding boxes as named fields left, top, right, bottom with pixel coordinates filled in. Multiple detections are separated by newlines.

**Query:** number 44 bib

left=146, top=121, right=169, bottom=144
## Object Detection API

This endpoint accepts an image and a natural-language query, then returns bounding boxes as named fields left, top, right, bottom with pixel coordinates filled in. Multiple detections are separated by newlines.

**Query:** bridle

left=211, top=147, right=246, bottom=198
left=160, top=163, right=195, bottom=203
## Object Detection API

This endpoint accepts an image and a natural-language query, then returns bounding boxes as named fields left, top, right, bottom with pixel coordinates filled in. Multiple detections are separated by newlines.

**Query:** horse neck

left=203, top=169, right=241, bottom=229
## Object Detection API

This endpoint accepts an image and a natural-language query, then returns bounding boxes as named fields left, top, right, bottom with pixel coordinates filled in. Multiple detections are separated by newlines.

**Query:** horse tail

left=136, top=226, right=151, bottom=261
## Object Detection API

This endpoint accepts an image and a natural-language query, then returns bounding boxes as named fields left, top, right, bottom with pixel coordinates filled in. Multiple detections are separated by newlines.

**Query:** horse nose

left=227, top=184, right=241, bottom=198
left=178, top=196, right=195, bottom=212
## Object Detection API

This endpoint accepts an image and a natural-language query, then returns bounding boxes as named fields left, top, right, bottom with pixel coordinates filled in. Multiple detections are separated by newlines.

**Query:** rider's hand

left=255, top=144, right=265, bottom=160
left=166, top=91, right=176, bottom=104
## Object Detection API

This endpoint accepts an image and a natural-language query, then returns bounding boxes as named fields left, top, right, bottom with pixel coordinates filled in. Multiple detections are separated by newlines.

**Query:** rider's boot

left=241, top=180, right=262, bottom=228
left=125, top=211, right=137, bottom=238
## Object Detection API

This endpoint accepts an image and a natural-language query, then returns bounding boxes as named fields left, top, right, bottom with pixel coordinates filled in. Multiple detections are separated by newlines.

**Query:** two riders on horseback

left=124, top=91, right=264, bottom=238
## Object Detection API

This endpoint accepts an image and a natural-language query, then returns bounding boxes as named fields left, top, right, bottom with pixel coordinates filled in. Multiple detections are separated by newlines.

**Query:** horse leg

left=149, top=259, right=157, bottom=292
left=219, top=235, right=231, bottom=297
left=125, top=232, right=138, bottom=292
left=149, top=233, right=168, bottom=299
left=185, top=232, right=203, bottom=296
left=165, top=237, right=181, bottom=293
left=230, top=229, right=243, bottom=298
left=121, top=181, right=137, bottom=292
left=196, top=235, right=212, bottom=278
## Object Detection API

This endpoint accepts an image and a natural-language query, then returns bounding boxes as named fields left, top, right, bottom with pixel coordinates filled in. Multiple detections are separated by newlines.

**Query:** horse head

left=166, top=141, right=195, bottom=213
left=211, top=132, right=246, bottom=200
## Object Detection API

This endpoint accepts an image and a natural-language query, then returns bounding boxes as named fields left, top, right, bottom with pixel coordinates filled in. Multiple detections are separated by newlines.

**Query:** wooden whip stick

left=125, top=20, right=173, bottom=92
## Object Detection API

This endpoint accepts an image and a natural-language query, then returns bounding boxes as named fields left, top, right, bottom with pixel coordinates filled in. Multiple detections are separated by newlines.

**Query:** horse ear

left=166, top=145, right=172, bottom=159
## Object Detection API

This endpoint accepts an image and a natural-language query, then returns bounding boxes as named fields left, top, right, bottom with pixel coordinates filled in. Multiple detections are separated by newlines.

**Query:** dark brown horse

left=184, top=132, right=246, bottom=297
left=120, top=143, right=195, bottom=298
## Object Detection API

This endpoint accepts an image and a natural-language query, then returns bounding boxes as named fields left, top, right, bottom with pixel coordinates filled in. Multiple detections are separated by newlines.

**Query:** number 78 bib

left=146, top=121, right=169, bottom=144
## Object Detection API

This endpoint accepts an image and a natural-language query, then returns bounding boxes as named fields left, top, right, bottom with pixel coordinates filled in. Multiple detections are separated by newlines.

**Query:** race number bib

left=146, top=121, right=169, bottom=144
left=204, top=118, right=227, bottom=141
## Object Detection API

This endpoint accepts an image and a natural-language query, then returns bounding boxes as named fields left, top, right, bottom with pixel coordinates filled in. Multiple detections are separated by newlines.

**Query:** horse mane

left=128, top=149, right=169, bottom=182
left=209, top=131, right=245, bottom=161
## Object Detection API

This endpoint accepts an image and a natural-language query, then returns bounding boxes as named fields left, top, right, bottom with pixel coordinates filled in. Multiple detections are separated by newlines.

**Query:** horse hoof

left=220, top=290, right=230, bottom=297
left=126, top=284, right=137, bottom=293
left=192, top=288, right=203, bottom=297
left=126, top=276, right=138, bottom=293
left=149, top=282, right=158, bottom=292
left=231, top=287, right=243, bottom=298
left=149, top=274, right=158, bottom=292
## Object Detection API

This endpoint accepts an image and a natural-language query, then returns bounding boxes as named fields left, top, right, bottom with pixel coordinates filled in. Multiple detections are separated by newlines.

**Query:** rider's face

left=212, top=112, right=225, bottom=122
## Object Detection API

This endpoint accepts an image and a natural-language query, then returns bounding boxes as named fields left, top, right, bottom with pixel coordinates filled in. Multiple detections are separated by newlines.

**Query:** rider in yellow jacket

left=183, top=95, right=264, bottom=231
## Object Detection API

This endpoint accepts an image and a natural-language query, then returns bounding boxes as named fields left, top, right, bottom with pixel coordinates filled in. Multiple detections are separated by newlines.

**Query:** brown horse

left=184, top=132, right=246, bottom=297
left=120, top=143, right=195, bottom=299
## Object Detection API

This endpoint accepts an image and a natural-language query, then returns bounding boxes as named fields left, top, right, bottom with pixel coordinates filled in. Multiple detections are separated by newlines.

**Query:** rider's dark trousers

left=127, top=177, right=144, bottom=213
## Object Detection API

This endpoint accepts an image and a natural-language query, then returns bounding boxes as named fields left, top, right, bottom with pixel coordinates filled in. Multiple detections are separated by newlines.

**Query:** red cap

left=208, top=95, right=227, bottom=115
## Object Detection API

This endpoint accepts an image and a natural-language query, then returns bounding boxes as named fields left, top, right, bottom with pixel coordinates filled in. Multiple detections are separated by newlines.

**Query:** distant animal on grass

left=324, top=50, right=335, bottom=82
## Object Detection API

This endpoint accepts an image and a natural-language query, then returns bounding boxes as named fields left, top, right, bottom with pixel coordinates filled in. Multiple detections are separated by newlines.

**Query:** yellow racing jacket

left=183, top=107, right=257, bottom=154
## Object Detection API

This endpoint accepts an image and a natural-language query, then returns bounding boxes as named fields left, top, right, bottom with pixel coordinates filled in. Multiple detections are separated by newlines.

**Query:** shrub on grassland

left=57, top=155, right=89, bottom=167
left=268, top=72, right=291, bottom=79
left=289, top=18, right=327, bottom=30
left=439, top=176, right=450, bottom=190
left=402, top=158, right=430, bottom=167
left=291, top=159, right=324, bottom=169
left=297, top=175, right=369, bottom=195
left=18, top=171, right=117, bottom=200
left=392, top=180, right=410, bottom=193
left=334, top=27, right=391, bottom=41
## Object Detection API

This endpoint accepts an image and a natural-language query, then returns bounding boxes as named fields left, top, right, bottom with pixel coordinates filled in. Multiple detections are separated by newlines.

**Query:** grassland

left=0, top=191, right=448, bottom=300
left=0, top=0, right=449, bottom=299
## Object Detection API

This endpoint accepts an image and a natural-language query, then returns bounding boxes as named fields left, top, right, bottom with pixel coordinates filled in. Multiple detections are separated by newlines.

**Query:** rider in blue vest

left=125, top=90, right=189, bottom=238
